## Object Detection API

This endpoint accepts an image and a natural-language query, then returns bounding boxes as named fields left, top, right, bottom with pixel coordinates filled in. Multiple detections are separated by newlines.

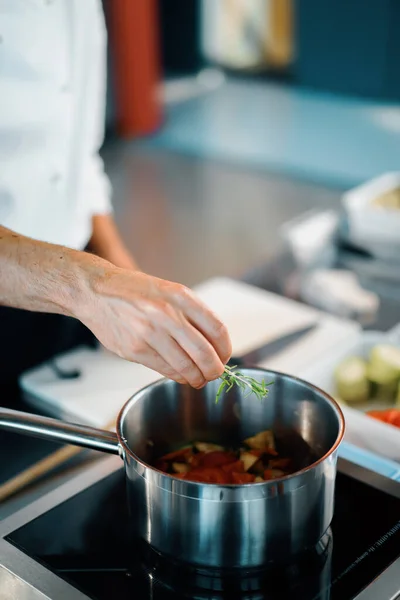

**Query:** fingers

left=174, top=287, right=232, bottom=364
left=168, top=320, right=226, bottom=382
left=133, top=345, right=189, bottom=385
left=144, top=329, right=207, bottom=389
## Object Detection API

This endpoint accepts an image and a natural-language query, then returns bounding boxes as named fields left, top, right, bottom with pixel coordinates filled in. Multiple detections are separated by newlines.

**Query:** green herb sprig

left=215, top=365, right=273, bottom=403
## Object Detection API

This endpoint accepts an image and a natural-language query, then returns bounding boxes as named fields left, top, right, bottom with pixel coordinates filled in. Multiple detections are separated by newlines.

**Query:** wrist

left=57, top=248, right=109, bottom=322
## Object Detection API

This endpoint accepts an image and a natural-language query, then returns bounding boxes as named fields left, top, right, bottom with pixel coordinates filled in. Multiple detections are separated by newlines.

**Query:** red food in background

left=367, top=409, right=400, bottom=428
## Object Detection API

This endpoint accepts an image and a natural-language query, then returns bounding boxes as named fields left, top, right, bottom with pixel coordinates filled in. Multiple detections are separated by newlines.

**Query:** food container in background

left=342, top=172, right=400, bottom=261
left=201, top=0, right=294, bottom=72
left=302, top=324, right=400, bottom=463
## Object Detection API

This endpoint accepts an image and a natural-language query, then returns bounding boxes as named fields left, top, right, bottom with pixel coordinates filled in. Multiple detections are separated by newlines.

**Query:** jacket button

left=50, top=172, right=61, bottom=184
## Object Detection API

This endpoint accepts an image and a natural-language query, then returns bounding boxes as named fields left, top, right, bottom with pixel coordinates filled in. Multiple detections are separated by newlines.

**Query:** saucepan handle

left=0, top=408, right=120, bottom=455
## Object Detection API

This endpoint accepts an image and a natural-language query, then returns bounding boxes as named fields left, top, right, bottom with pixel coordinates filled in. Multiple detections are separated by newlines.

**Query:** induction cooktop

left=1, top=456, right=400, bottom=600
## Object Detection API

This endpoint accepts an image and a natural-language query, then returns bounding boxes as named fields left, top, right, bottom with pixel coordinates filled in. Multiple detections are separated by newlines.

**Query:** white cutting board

left=20, top=277, right=360, bottom=428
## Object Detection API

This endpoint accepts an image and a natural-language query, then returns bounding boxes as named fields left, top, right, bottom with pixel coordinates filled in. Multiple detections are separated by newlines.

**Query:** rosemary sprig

left=215, top=365, right=273, bottom=403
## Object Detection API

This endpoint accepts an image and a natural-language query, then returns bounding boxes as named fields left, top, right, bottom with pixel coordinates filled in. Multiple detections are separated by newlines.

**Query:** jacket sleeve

left=82, top=0, right=113, bottom=216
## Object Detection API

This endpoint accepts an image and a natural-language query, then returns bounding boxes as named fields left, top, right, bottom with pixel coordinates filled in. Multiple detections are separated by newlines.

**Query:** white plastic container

left=302, top=324, right=400, bottom=463
left=342, top=172, right=400, bottom=260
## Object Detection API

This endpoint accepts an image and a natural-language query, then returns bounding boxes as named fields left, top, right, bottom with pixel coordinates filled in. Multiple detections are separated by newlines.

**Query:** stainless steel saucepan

left=0, top=368, right=344, bottom=569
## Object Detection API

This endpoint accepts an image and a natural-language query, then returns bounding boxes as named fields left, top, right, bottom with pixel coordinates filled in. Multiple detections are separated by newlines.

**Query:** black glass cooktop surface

left=6, top=464, right=400, bottom=600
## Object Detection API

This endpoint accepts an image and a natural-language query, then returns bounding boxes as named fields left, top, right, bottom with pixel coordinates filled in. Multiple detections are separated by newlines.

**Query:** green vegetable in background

left=368, top=344, right=400, bottom=402
left=334, top=356, right=369, bottom=404
left=397, top=382, right=400, bottom=407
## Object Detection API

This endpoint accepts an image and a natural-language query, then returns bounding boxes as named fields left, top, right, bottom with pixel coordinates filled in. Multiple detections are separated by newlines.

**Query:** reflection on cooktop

left=6, top=468, right=400, bottom=600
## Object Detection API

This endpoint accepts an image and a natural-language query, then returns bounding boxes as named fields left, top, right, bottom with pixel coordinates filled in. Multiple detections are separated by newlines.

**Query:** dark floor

left=102, top=140, right=341, bottom=287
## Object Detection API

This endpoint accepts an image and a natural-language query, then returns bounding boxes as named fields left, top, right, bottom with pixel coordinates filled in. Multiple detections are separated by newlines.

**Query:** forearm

left=89, top=214, right=139, bottom=270
left=0, top=227, right=232, bottom=388
left=0, top=225, right=103, bottom=318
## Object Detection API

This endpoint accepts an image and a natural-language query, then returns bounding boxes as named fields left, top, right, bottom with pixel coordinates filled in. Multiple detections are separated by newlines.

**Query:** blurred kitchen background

left=105, top=0, right=400, bottom=322
left=3, top=0, right=400, bottom=519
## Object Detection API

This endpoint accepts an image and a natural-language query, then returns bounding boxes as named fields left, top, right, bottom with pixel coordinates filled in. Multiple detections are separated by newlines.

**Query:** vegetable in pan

left=153, top=429, right=295, bottom=484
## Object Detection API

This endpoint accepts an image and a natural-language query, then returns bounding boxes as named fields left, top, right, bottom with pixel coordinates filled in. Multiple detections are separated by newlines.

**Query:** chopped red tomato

left=248, top=449, right=263, bottom=457
left=189, top=452, right=206, bottom=467
left=231, top=472, right=255, bottom=484
left=153, top=430, right=295, bottom=485
left=222, top=460, right=245, bottom=473
left=161, top=447, right=192, bottom=462
left=263, top=469, right=274, bottom=480
left=249, top=447, right=278, bottom=457
left=187, top=467, right=231, bottom=484
left=182, top=471, right=209, bottom=483
left=197, top=451, right=237, bottom=468
left=154, top=460, right=169, bottom=472
left=269, top=458, right=291, bottom=469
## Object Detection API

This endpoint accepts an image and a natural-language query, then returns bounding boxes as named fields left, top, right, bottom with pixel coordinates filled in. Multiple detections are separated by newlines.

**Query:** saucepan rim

left=115, top=367, right=345, bottom=488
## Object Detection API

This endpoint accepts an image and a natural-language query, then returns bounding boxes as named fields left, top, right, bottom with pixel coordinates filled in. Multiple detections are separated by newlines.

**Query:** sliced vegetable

left=152, top=428, right=295, bottom=484
left=244, top=430, right=275, bottom=451
left=334, top=356, right=369, bottom=404
left=240, top=451, right=259, bottom=472
left=194, top=442, right=224, bottom=453
left=172, top=462, right=190, bottom=474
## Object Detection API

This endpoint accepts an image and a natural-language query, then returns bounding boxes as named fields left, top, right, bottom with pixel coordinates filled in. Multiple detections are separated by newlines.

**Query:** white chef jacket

left=0, top=0, right=113, bottom=251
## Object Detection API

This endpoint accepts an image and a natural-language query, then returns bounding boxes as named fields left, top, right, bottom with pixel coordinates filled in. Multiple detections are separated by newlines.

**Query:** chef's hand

left=79, top=267, right=232, bottom=388
left=0, top=224, right=232, bottom=387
